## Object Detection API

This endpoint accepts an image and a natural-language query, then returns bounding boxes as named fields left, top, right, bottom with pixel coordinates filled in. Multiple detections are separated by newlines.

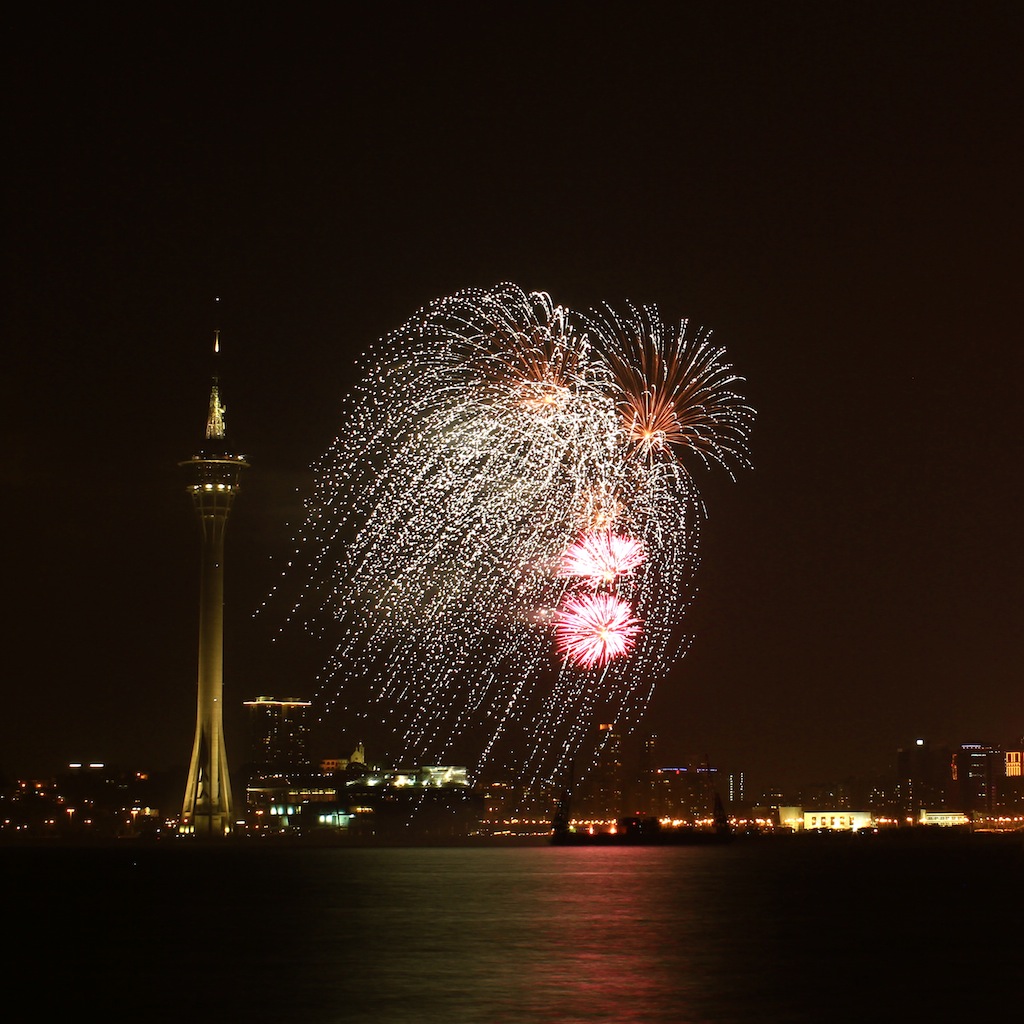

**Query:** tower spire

left=179, top=321, right=249, bottom=837
left=205, top=383, right=227, bottom=441
left=205, top=333, right=227, bottom=443
left=207, top=311, right=226, bottom=441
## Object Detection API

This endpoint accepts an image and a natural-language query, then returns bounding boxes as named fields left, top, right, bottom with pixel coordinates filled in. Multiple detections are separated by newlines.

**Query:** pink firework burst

left=553, top=593, right=642, bottom=669
left=558, top=530, right=645, bottom=588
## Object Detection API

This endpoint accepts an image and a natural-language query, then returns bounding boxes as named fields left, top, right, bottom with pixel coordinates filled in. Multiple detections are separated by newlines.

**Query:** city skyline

left=2, top=676, right=1019, bottom=813
left=4, top=6, right=1021, bottom=792
left=4, top=719, right=1022, bottom=837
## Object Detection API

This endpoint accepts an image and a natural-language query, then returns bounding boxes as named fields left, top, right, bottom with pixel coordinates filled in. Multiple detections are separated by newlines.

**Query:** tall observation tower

left=179, top=331, right=249, bottom=836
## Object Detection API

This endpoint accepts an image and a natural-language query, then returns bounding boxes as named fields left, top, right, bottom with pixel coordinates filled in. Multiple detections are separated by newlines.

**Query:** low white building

left=803, top=810, right=873, bottom=831
left=919, top=809, right=970, bottom=827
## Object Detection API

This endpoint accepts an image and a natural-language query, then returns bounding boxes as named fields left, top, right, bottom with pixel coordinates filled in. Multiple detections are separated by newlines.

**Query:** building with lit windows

left=895, top=738, right=951, bottom=817
left=802, top=810, right=873, bottom=831
left=1000, top=740, right=1024, bottom=813
left=918, top=810, right=970, bottom=827
left=652, top=761, right=719, bottom=822
left=244, top=696, right=313, bottom=776
left=244, top=758, right=483, bottom=838
left=727, top=770, right=745, bottom=806
left=1, top=763, right=168, bottom=839
left=951, top=743, right=1001, bottom=816
left=576, top=724, right=623, bottom=818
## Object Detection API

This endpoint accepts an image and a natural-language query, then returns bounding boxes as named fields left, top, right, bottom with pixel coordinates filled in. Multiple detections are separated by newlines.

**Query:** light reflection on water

left=321, top=847, right=741, bottom=1023
left=7, top=837, right=1022, bottom=1022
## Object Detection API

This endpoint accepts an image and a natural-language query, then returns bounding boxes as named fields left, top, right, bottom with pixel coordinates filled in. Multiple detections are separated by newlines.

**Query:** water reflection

left=511, top=849, right=720, bottom=1019
left=7, top=838, right=1021, bottom=1023
left=305, top=846, right=761, bottom=1023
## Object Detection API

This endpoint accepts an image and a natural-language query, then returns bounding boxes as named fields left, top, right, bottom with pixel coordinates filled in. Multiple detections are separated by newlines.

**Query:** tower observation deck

left=179, top=332, right=249, bottom=835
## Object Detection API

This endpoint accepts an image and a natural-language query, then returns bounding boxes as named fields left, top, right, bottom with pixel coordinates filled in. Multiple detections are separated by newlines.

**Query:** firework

left=264, top=283, right=752, bottom=795
left=558, top=529, right=645, bottom=588
left=553, top=592, right=643, bottom=668
left=584, top=301, right=755, bottom=475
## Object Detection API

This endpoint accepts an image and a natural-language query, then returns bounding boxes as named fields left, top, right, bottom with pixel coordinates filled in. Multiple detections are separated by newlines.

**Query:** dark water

left=7, top=834, right=1022, bottom=1022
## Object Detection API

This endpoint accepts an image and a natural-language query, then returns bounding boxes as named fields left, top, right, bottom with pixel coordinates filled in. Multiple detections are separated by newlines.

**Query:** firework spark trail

left=264, top=283, right=752, bottom=792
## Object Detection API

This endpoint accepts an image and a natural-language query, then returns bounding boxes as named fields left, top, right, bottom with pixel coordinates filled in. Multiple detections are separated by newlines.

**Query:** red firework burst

left=557, top=530, right=645, bottom=588
left=553, top=593, right=642, bottom=668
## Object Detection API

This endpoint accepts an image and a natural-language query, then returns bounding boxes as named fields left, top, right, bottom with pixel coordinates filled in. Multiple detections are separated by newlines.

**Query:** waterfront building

left=802, top=809, right=873, bottom=831
left=243, top=757, right=483, bottom=838
left=918, top=809, right=970, bottom=827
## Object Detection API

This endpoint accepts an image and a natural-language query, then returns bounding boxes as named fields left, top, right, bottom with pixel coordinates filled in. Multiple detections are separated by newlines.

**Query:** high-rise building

left=179, top=333, right=249, bottom=836
left=895, top=738, right=950, bottom=816
left=727, top=770, right=745, bottom=807
left=653, top=757, right=719, bottom=821
left=577, top=723, right=623, bottom=818
left=630, top=733, right=658, bottom=817
left=1002, top=738, right=1024, bottom=813
left=244, top=696, right=313, bottom=777
left=951, top=742, right=1001, bottom=816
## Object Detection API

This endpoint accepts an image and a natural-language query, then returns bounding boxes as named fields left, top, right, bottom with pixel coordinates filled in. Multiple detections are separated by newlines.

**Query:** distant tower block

left=179, top=332, right=249, bottom=836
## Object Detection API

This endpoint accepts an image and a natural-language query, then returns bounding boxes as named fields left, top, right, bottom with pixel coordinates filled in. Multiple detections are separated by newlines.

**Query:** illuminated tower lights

left=179, top=331, right=249, bottom=836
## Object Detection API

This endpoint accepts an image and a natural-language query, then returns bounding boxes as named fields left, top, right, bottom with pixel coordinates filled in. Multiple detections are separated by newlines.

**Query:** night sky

left=5, top=4, right=1021, bottom=793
